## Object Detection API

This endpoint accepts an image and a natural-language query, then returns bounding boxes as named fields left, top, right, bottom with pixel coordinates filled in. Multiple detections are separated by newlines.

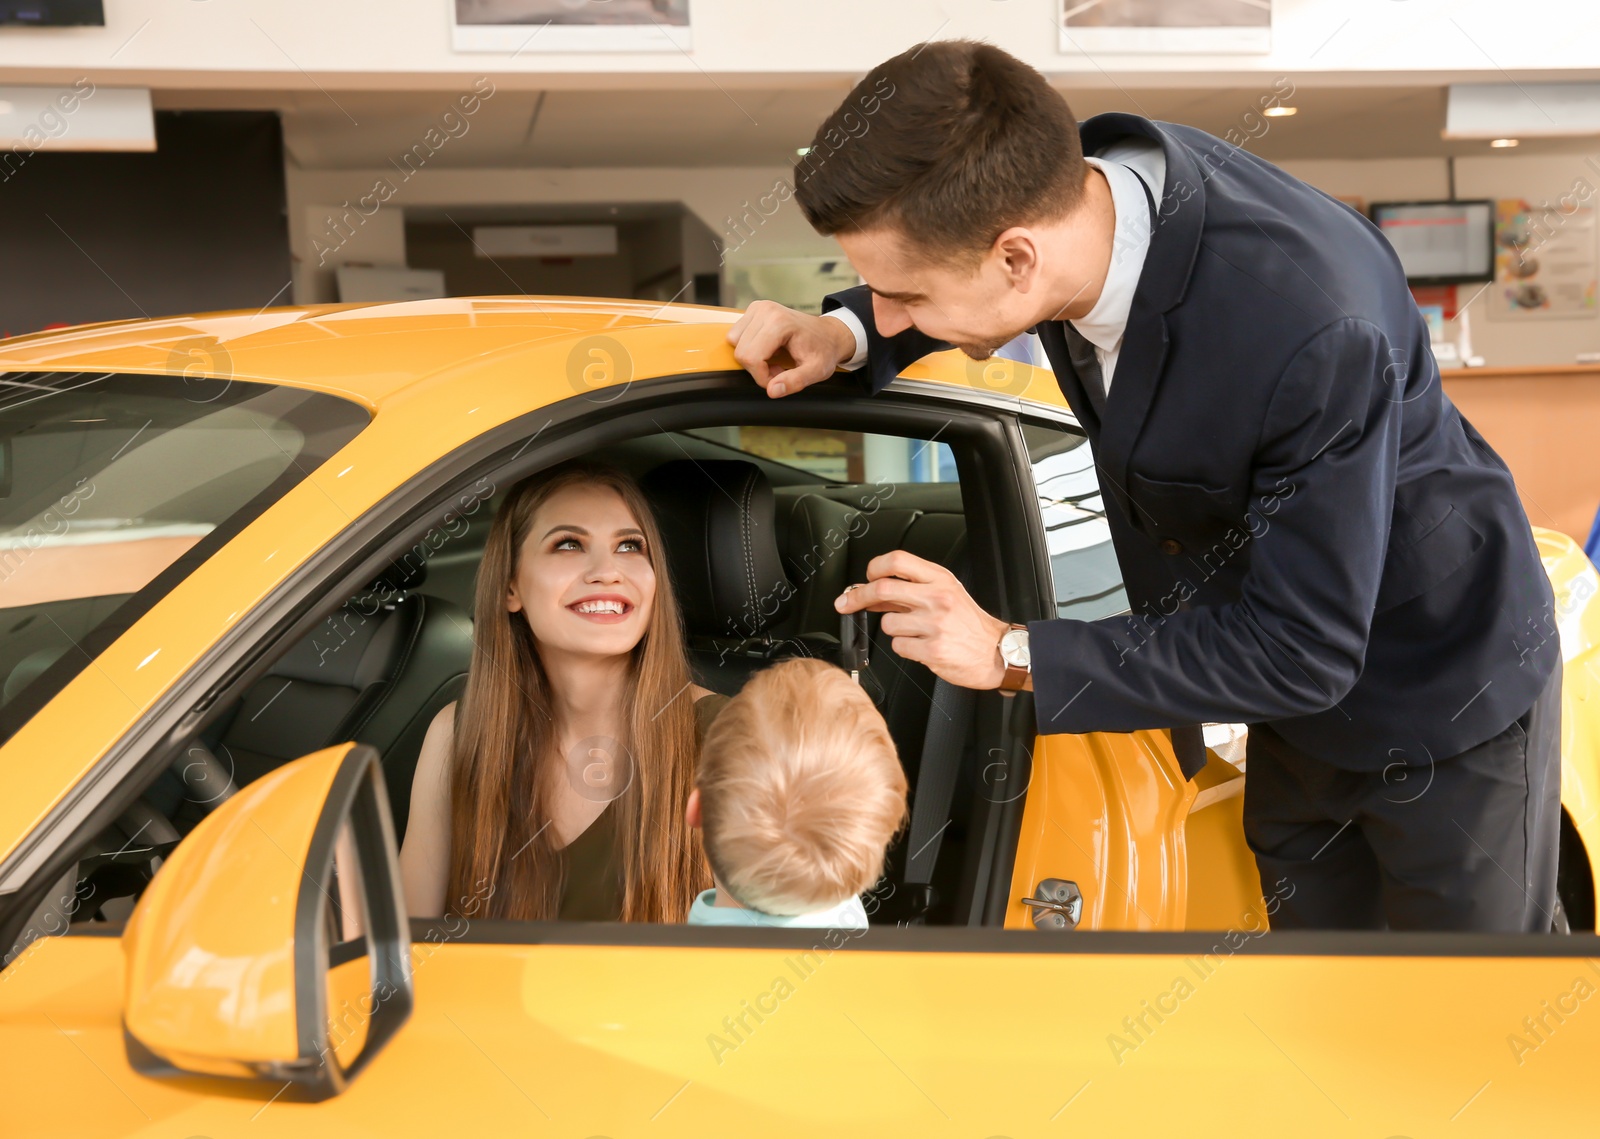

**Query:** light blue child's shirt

left=687, top=889, right=869, bottom=929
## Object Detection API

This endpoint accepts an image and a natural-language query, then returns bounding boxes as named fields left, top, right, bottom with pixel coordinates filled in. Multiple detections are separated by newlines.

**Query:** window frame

left=0, top=373, right=1049, bottom=950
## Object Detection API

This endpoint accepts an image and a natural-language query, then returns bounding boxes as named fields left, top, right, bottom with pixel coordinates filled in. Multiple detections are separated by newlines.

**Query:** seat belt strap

left=904, top=676, right=976, bottom=887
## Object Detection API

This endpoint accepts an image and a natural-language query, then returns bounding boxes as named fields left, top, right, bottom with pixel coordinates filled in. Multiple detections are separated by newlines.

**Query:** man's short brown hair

left=697, top=658, right=907, bottom=916
left=793, top=40, right=1087, bottom=267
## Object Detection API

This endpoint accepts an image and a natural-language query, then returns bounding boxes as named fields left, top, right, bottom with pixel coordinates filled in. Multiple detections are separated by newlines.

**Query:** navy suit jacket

left=824, top=113, right=1558, bottom=775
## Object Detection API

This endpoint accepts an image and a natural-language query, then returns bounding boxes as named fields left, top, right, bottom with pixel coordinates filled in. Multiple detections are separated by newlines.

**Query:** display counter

left=1441, top=364, right=1600, bottom=543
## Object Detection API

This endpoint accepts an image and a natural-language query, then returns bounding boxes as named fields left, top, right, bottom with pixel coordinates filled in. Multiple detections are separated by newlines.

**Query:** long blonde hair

left=446, top=462, right=708, bottom=922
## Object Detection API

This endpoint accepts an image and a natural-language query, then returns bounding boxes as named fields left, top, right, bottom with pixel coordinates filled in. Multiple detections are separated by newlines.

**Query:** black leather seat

left=176, top=563, right=473, bottom=838
left=641, top=459, right=840, bottom=695
left=772, top=484, right=967, bottom=780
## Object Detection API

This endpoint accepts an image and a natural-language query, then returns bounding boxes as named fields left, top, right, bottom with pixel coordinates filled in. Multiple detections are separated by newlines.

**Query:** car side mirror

left=122, top=743, right=412, bottom=1100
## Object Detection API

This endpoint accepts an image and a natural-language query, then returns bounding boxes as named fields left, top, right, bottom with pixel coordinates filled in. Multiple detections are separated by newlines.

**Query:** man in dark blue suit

left=728, top=41, right=1563, bottom=932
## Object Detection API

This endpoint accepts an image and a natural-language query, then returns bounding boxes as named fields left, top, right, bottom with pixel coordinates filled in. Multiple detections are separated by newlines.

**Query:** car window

left=1021, top=420, right=1129, bottom=621
left=0, top=372, right=368, bottom=745
left=685, top=426, right=957, bottom=484
left=122, top=417, right=981, bottom=932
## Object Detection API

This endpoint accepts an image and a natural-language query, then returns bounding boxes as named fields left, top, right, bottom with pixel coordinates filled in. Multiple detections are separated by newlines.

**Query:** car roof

left=0, top=296, right=1066, bottom=412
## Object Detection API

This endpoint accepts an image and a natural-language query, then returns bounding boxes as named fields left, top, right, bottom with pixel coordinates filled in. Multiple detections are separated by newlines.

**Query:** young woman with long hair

left=399, top=461, right=722, bottom=922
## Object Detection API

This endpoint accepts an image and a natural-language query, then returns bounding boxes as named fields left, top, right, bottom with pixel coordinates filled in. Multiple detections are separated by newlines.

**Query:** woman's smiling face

left=507, top=483, right=657, bottom=660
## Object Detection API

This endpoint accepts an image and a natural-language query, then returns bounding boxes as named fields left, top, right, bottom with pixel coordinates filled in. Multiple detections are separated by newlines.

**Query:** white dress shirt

left=828, top=137, right=1166, bottom=394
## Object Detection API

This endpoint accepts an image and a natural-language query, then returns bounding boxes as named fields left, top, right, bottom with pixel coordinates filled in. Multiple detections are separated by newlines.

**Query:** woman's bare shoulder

left=416, top=703, right=458, bottom=778
left=690, top=687, right=732, bottom=741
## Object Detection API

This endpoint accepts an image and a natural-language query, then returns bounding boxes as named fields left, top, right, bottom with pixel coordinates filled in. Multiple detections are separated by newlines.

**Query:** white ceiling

left=153, top=84, right=1600, bottom=169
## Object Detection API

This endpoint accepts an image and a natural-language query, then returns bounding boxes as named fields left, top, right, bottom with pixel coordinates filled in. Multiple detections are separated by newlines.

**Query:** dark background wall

left=0, top=111, right=291, bottom=337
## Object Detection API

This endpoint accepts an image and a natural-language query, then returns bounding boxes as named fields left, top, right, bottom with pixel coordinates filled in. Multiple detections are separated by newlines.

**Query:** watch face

left=1001, top=628, right=1030, bottom=668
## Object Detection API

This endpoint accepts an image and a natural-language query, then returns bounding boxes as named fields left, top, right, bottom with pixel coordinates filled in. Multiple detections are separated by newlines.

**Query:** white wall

left=4, top=0, right=1599, bottom=89
left=1277, top=157, right=1450, bottom=202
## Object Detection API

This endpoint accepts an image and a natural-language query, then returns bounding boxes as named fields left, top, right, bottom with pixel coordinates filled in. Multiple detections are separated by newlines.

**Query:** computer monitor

left=0, top=1, right=103, bottom=25
left=1368, top=200, right=1496, bottom=286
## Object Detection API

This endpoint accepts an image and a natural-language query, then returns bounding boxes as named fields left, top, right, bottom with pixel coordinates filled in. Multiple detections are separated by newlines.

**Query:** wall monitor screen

left=0, top=1, right=103, bottom=24
left=1370, top=200, right=1495, bottom=286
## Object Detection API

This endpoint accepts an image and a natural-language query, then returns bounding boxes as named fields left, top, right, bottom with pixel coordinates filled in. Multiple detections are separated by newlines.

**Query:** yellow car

left=1, top=298, right=1598, bottom=1137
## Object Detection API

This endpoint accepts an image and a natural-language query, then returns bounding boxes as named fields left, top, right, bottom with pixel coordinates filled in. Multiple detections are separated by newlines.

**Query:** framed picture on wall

left=1488, top=198, right=1599, bottom=321
left=452, top=0, right=690, bottom=52
left=1060, top=0, right=1271, bottom=55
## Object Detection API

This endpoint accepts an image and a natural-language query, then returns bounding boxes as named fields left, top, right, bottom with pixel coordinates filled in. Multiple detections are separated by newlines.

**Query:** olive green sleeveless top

left=556, top=693, right=730, bottom=921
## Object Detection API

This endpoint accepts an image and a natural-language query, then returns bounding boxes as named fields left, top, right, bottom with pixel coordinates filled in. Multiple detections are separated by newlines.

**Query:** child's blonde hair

left=697, top=658, right=908, bottom=916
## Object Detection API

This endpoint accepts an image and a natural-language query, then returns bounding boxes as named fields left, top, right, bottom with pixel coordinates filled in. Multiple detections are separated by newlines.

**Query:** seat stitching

left=741, top=472, right=758, bottom=633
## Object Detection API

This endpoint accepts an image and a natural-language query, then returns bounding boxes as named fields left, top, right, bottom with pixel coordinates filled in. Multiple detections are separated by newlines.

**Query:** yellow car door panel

left=8, top=924, right=1600, bottom=1136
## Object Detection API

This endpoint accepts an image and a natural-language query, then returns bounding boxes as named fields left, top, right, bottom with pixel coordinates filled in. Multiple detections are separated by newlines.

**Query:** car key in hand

left=840, top=601, right=870, bottom=685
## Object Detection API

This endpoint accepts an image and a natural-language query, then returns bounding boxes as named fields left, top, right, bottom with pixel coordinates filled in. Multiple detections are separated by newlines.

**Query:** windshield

left=0, top=371, right=368, bottom=746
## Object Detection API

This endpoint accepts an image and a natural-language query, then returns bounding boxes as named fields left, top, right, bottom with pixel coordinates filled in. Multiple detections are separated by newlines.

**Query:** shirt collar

left=1070, top=155, right=1156, bottom=355
left=686, top=888, right=870, bottom=928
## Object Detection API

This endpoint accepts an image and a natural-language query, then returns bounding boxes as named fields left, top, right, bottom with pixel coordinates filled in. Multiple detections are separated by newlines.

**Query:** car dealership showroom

left=4, top=1, right=1600, bottom=1135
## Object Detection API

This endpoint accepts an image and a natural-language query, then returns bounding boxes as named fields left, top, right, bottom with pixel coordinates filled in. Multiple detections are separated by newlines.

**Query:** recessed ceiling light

left=1263, top=105, right=1297, bottom=117
left=1489, top=137, right=1520, bottom=147
left=796, top=146, right=811, bottom=156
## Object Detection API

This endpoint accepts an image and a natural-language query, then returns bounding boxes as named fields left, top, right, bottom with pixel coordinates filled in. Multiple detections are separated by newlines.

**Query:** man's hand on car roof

left=728, top=299, right=856, bottom=397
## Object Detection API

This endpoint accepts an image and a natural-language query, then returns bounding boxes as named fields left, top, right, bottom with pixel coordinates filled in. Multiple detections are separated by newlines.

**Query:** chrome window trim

left=880, top=378, right=1081, bottom=431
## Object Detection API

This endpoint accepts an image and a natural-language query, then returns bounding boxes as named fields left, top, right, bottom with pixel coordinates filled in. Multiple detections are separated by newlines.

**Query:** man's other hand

left=727, top=300, right=856, bottom=398
left=835, top=550, right=1011, bottom=690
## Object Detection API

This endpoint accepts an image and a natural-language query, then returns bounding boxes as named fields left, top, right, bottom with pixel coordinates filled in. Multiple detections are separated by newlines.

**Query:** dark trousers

left=1243, top=660, right=1563, bottom=932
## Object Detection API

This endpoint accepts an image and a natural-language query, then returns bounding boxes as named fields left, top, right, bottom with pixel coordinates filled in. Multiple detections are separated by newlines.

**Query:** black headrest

left=641, top=459, right=795, bottom=637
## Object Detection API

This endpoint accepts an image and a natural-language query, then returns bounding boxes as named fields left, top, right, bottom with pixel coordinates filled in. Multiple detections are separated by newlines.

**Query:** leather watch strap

left=998, top=623, right=1030, bottom=693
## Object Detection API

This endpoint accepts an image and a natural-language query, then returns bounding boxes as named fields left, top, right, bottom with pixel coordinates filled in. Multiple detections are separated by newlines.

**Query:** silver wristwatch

left=999, top=624, right=1031, bottom=692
